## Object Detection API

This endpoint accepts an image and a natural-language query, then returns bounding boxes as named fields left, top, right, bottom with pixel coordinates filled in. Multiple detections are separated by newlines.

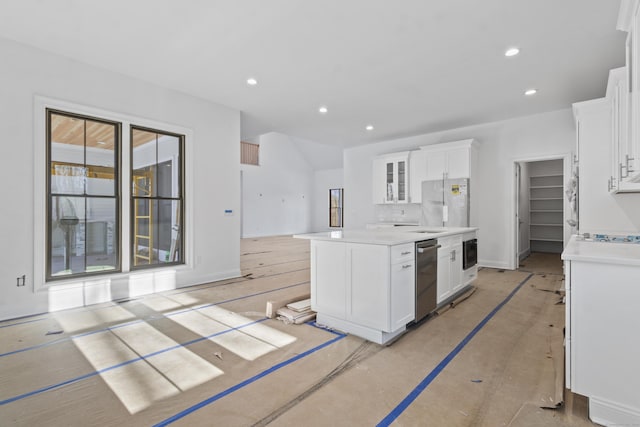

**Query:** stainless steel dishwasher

left=415, top=239, right=441, bottom=322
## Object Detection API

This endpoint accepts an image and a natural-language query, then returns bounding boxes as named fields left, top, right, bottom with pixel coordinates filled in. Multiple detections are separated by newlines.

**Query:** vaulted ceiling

left=0, top=0, right=627, bottom=148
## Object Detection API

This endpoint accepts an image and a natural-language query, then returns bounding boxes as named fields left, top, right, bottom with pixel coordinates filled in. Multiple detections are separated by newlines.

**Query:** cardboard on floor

left=0, top=237, right=595, bottom=426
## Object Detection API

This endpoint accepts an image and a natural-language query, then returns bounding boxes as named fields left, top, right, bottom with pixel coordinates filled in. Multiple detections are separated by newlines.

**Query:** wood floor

left=0, top=237, right=595, bottom=426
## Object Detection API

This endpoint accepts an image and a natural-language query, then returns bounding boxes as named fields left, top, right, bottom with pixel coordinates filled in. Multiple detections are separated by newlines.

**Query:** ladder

left=133, top=173, right=153, bottom=266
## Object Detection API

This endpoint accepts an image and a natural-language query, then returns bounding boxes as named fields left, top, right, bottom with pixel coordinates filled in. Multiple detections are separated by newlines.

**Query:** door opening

left=513, top=157, right=568, bottom=269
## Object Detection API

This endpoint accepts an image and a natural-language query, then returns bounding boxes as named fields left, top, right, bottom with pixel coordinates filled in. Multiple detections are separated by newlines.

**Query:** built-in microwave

left=463, top=238, right=477, bottom=270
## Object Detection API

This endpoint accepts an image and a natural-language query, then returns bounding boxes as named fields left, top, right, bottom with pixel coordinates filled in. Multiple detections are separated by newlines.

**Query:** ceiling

left=0, top=0, right=627, bottom=148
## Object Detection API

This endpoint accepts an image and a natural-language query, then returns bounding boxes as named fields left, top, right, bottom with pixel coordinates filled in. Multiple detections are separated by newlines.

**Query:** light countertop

left=294, top=226, right=478, bottom=246
left=562, top=234, right=640, bottom=266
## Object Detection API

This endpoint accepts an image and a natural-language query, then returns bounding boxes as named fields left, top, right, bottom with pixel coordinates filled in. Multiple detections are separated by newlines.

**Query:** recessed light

left=524, top=88, right=537, bottom=96
left=246, top=78, right=258, bottom=86
left=505, top=47, right=520, bottom=57
left=318, top=106, right=328, bottom=114
left=366, top=125, right=374, bottom=131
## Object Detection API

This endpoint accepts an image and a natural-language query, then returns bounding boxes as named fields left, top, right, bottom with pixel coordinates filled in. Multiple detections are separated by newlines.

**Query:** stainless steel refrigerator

left=421, top=178, right=470, bottom=227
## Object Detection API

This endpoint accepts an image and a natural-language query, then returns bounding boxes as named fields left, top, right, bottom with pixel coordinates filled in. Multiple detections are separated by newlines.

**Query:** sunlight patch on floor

left=54, top=304, right=136, bottom=333
left=138, top=295, right=185, bottom=312
left=199, top=305, right=297, bottom=348
left=168, top=308, right=295, bottom=361
left=72, top=322, right=223, bottom=414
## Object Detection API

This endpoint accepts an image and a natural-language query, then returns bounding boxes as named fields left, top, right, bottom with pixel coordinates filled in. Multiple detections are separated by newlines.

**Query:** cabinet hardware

left=626, top=154, right=635, bottom=173
left=620, top=162, right=628, bottom=179
left=450, top=250, right=456, bottom=261
left=402, top=264, right=412, bottom=269
left=401, top=251, right=411, bottom=255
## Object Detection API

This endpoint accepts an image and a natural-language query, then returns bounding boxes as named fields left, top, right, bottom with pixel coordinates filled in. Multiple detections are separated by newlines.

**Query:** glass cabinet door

left=397, top=161, right=406, bottom=202
left=386, top=162, right=395, bottom=202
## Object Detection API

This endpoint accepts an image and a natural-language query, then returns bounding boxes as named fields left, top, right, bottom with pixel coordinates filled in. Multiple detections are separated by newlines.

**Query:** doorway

left=513, top=156, right=570, bottom=269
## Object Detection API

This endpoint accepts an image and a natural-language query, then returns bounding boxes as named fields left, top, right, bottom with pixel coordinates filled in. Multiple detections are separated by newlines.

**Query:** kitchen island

left=294, top=226, right=478, bottom=344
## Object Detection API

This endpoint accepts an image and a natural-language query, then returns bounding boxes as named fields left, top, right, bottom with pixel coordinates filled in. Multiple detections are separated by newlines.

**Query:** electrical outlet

left=16, top=275, right=25, bottom=287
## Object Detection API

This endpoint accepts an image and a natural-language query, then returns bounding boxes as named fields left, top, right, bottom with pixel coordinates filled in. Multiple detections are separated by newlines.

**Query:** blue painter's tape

left=0, top=281, right=308, bottom=359
left=0, top=318, right=268, bottom=406
left=153, top=332, right=347, bottom=427
left=377, top=273, right=534, bottom=427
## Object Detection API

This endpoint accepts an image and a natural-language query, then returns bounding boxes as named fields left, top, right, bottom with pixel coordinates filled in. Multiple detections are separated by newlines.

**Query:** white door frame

left=510, top=153, right=572, bottom=270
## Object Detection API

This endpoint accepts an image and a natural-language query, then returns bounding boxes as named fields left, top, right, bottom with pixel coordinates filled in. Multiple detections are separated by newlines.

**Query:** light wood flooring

left=0, top=238, right=594, bottom=426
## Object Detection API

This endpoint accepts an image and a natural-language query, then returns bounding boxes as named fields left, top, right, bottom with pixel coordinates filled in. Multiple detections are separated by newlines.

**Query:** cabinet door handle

left=401, top=251, right=411, bottom=255
left=402, top=264, right=412, bottom=269
left=620, top=162, right=628, bottom=179
left=451, top=250, right=456, bottom=261
left=627, top=154, right=635, bottom=173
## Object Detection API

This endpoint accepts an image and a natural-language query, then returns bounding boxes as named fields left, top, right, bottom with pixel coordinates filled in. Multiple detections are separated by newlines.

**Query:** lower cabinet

left=437, top=235, right=463, bottom=304
left=564, top=258, right=640, bottom=426
left=311, top=240, right=415, bottom=341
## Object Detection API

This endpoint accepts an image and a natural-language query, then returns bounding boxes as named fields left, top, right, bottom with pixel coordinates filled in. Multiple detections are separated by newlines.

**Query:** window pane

left=329, top=188, right=343, bottom=228
left=85, top=198, right=118, bottom=272
left=131, top=126, right=184, bottom=269
left=50, top=196, right=85, bottom=276
left=133, top=198, right=153, bottom=266
left=157, top=135, right=180, bottom=198
left=132, top=199, right=181, bottom=266
left=50, top=114, right=85, bottom=160
left=158, top=200, right=181, bottom=263
left=50, top=113, right=86, bottom=194
left=85, top=119, right=117, bottom=196
left=132, top=129, right=157, bottom=197
left=50, top=196, right=118, bottom=276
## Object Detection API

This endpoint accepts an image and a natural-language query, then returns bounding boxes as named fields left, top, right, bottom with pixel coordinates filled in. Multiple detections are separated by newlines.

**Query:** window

left=131, top=126, right=184, bottom=268
left=46, top=110, right=120, bottom=279
left=329, top=188, right=343, bottom=228
left=45, top=108, right=185, bottom=281
left=240, top=141, right=259, bottom=165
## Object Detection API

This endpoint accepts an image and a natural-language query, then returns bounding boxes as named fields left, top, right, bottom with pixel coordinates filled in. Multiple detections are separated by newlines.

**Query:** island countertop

left=562, top=234, right=640, bottom=266
left=294, top=226, right=478, bottom=246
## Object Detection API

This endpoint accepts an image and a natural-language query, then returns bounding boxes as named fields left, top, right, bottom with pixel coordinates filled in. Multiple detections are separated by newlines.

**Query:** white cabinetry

left=420, top=139, right=477, bottom=181
left=409, top=149, right=428, bottom=204
left=623, top=1, right=640, bottom=185
left=602, top=3, right=640, bottom=192
left=372, top=152, right=410, bottom=204
left=436, top=235, right=463, bottom=304
left=563, top=240, right=640, bottom=426
left=311, top=240, right=415, bottom=344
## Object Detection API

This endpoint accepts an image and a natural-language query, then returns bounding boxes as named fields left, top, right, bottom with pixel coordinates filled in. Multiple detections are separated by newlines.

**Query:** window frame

left=240, top=141, right=259, bottom=165
left=130, top=125, right=185, bottom=270
left=329, top=188, right=344, bottom=228
left=45, top=108, right=122, bottom=281
left=34, top=97, right=194, bottom=291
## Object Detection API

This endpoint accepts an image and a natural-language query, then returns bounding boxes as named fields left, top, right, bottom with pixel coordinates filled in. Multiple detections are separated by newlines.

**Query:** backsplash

left=374, top=204, right=422, bottom=224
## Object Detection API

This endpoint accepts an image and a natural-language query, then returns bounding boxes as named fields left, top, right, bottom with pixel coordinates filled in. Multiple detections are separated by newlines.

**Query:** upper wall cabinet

left=420, top=139, right=478, bottom=181
left=372, top=151, right=411, bottom=204
left=409, top=149, right=428, bottom=204
left=615, top=0, right=640, bottom=191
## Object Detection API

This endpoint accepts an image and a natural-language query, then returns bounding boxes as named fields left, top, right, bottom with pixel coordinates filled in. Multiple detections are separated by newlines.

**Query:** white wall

left=312, top=168, right=344, bottom=231
left=241, top=132, right=314, bottom=237
left=0, top=38, right=241, bottom=320
left=344, top=109, right=576, bottom=269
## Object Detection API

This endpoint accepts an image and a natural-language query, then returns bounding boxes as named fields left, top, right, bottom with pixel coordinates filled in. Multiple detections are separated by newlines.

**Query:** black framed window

left=329, top=188, right=343, bottom=228
left=46, top=110, right=120, bottom=279
left=131, top=126, right=184, bottom=268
